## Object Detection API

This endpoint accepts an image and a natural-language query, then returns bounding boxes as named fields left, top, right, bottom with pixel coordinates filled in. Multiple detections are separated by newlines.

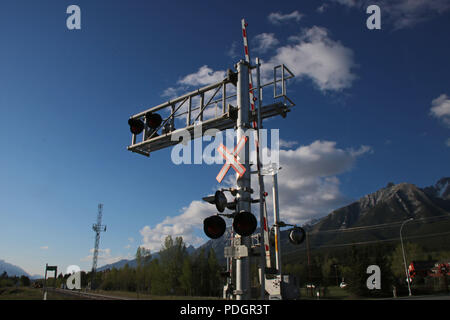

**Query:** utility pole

left=400, top=217, right=413, bottom=296
left=91, top=203, right=106, bottom=290
left=306, top=231, right=313, bottom=296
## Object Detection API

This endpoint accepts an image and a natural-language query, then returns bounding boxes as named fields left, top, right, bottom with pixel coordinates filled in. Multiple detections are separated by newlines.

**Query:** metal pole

left=334, top=265, right=339, bottom=287
left=272, top=171, right=282, bottom=275
left=400, top=218, right=413, bottom=296
left=306, top=232, right=313, bottom=296
left=235, top=60, right=252, bottom=300
left=255, top=57, right=266, bottom=300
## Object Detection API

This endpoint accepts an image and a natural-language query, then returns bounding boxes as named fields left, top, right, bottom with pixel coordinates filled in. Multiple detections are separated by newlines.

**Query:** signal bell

left=203, top=215, right=226, bottom=239
left=232, top=211, right=257, bottom=237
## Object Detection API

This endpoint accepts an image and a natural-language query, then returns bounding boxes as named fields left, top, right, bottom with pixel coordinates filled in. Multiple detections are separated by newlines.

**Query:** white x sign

left=216, top=136, right=248, bottom=183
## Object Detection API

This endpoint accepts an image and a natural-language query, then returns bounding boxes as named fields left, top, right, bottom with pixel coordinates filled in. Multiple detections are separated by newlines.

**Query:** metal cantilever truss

left=127, top=64, right=295, bottom=157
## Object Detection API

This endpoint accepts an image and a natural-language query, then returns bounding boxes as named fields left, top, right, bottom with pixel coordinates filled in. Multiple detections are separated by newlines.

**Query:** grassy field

left=0, top=286, right=222, bottom=300
left=0, top=287, right=84, bottom=300
left=299, top=286, right=354, bottom=300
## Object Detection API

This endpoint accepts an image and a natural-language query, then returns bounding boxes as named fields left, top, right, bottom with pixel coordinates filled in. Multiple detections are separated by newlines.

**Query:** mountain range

left=0, top=259, right=40, bottom=279
left=199, top=177, right=450, bottom=263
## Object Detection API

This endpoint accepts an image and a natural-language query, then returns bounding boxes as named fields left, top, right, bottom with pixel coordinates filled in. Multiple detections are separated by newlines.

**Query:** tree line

left=283, top=241, right=450, bottom=297
left=0, top=272, right=31, bottom=288
left=93, top=235, right=223, bottom=297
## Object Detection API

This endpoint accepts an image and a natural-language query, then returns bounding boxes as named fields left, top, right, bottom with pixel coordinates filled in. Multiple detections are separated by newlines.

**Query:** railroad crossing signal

left=126, top=17, right=296, bottom=300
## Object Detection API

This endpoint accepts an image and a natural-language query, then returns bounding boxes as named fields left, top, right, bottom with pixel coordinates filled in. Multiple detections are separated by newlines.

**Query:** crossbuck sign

left=216, top=136, right=248, bottom=183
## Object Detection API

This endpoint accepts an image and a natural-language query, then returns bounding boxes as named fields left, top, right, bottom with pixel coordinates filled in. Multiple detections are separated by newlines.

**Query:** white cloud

left=178, top=65, right=226, bottom=87
left=81, top=248, right=130, bottom=266
left=139, top=201, right=213, bottom=251
left=268, top=11, right=304, bottom=24
left=161, top=86, right=184, bottom=99
left=262, top=140, right=372, bottom=225
left=317, top=4, right=329, bottom=13
left=430, top=94, right=450, bottom=126
left=162, top=25, right=357, bottom=100
left=227, top=41, right=240, bottom=59
left=262, top=26, right=357, bottom=92
left=279, top=139, right=299, bottom=149
left=330, top=0, right=450, bottom=29
left=253, top=33, right=279, bottom=54
left=40, top=246, right=49, bottom=250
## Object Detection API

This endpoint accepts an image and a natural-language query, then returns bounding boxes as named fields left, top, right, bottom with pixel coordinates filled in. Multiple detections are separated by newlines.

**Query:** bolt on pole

left=235, top=60, right=252, bottom=300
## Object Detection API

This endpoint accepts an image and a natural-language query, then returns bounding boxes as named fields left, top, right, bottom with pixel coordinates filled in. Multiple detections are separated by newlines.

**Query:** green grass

left=0, top=287, right=87, bottom=300
left=299, top=286, right=353, bottom=300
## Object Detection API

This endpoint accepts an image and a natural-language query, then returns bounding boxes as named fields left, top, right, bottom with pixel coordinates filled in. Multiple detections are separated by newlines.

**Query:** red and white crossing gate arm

left=241, top=19, right=258, bottom=129
left=241, top=18, right=271, bottom=268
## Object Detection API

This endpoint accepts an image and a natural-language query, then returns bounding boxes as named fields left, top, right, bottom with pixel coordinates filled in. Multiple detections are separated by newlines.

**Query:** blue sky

left=0, top=0, right=449, bottom=276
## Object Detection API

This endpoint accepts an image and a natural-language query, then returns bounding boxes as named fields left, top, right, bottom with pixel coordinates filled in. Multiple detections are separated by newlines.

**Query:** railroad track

left=46, top=288, right=132, bottom=300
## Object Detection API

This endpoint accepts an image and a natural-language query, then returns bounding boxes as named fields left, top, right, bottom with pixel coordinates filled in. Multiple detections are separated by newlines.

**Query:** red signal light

left=203, top=215, right=226, bottom=239
left=233, top=211, right=257, bottom=237
left=128, top=118, right=144, bottom=135
left=145, top=113, right=163, bottom=129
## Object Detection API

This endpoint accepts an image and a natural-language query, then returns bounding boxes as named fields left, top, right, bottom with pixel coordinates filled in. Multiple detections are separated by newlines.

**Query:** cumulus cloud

left=329, top=0, right=450, bottom=29
left=81, top=248, right=130, bottom=266
left=262, top=26, right=357, bottom=92
left=162, top=24, right=357, bottom=99
left=253, top=33, right=279, bottom=54
left=430, top=94, right=450, bottom=126
left=262, top=141, right=372, bottom=225
left=178, top=66, right=226, bottom=87
left=161, top=86, right=183, bottom=99
left=268, top=11, right=304, bottom=24
left=279, top=139, right=299, bottom=149
left=139, top=201, right=213, bottom=251
left=317, top=4, right=329, bottom=13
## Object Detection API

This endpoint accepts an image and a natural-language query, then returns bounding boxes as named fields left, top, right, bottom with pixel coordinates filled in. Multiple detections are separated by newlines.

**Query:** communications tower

left=91, top=203, right=106, bottom=290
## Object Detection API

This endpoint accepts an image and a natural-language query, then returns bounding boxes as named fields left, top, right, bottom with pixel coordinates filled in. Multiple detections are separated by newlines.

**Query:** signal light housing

left=145, top=112, right=163, bottom=129
left=203, top=215, right=226, bottom=239
left=128, top=118, right=144, bottom=135
left=232, top=211, right=257, bottom=237
left=288, top=226, right=306, bottom=245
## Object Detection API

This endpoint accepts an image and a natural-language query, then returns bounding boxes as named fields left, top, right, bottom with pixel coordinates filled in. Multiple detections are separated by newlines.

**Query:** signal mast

left=126, top=19, right=300, bottom=299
